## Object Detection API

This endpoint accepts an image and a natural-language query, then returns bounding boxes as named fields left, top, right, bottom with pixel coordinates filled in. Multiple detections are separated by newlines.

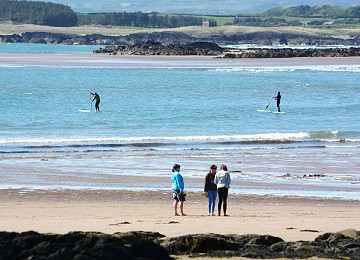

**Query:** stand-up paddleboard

left=78, top=109, right=91, bottom=113
left=273, top=111, right=285, bottom=114
left=257, top=109, right=271, bottom=113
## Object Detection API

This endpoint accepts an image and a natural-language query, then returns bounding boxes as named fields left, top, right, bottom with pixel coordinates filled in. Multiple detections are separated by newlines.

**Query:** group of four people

left=171, top=164, right=231, bottom=217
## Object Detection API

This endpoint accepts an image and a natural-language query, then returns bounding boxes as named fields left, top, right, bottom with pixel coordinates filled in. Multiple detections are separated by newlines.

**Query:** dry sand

left=1, top=189, right=359, bottom=243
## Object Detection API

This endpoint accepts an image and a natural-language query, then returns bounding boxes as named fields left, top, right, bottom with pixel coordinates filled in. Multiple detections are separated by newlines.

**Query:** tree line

left=260, top=5, right=360, bottom=18
left=0, top=1, right=358, bottom=28
left=78, top=12, right=216, bottom=28
left=0, top=0, right=77, bottom=27
left=228, top=5, right=360, bottom=27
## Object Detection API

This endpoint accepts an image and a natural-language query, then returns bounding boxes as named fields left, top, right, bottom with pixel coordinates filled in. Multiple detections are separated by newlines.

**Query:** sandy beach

left=1, top=189, right=359, bottom=243
left=1, top=52, right=360, bottom=68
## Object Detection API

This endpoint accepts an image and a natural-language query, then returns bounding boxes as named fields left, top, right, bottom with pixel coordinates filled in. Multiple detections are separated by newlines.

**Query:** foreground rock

left=0, top=229, right=359, bottom=259
left=93, top=41, right=223, bottom=56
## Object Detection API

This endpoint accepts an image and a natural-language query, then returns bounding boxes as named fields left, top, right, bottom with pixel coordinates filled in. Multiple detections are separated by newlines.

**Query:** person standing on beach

left=171, top=164, right=186, bottom=216
left=204, top=165, right=218, bottom=216
left=214, top=164, right=231, bottom=216
left=274, top=92, right=281, bottom=112
left=91, top=92, right=100, bottom=112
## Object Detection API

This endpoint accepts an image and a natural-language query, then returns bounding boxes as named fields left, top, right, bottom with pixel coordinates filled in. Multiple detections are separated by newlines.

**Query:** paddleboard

left=257, top=109, right=271, bottom=113
left=273, top=111, right=285, bottom=114
left=78, top=109, right=91, bottom=113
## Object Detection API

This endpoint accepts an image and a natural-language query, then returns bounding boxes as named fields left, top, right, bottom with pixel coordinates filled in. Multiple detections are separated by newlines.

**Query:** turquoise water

left=0, top=43, right=102, bottom=53
left=0, top=43, right=359, bottom=200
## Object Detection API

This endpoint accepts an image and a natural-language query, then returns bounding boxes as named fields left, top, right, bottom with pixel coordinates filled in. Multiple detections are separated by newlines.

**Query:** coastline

left=1, top=189, right=359, bottom=242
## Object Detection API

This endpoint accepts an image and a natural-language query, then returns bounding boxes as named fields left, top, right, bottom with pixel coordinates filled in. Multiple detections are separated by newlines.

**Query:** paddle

left=90, top=92, right=93, bottom=111
left=265, top=92, right=277, bottom=109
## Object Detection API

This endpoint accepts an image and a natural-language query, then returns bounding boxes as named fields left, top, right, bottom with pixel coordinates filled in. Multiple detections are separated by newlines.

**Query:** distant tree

left=346, top=6, right=360, bottom=18
left=0, top=0, right=77, bottom=26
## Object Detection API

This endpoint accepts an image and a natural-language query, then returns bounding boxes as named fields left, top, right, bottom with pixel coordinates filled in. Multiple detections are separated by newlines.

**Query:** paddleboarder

left=274, top=92, right=281, bottom=112
left=91, top=92, right=100, bottom=112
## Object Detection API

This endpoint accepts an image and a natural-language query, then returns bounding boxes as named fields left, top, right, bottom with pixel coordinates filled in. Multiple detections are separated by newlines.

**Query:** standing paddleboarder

left=274, top=92, right=281, bottom=112
left=91, top=92, right=100, bottom=112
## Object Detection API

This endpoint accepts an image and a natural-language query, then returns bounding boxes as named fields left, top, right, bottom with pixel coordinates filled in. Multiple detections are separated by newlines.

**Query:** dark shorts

left=172, top=190, right=186, bottom=201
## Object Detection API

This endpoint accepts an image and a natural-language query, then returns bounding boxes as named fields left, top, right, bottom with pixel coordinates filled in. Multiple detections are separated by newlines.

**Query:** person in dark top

left=91, top=92, right=100, bottom=112
left=204, top=165, right=218, bottom=216
left=274, top=92, right=281, bottom=112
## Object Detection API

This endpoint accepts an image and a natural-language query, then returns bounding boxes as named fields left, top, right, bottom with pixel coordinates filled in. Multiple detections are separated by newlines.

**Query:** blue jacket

left=171, top=170, right=184, bottom=192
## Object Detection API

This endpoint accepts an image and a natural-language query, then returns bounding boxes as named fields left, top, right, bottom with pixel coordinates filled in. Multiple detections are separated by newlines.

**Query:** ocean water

left=0, top=43, right=359, bottom=201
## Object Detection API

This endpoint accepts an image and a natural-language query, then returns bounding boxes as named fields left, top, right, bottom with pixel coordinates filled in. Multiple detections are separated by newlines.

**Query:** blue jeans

left=207, top=190, right=217, bottom=214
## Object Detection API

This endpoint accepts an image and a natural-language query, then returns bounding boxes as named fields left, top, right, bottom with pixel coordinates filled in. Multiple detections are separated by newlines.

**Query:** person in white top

left=214, top=164, right=231, bottom=216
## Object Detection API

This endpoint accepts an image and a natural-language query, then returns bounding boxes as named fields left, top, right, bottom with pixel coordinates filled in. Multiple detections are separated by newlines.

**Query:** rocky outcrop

left=0, top=229, right=359, bottom=259
left=1, top=30, right=360, bottom=46
left=0, top=230, right=169, bottom=260
left=222, top=47, right=360, bottom=58
left=93, top=40, right=224, bottom=56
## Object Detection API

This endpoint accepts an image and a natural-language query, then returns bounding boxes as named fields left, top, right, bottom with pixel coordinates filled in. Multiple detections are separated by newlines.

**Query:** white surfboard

left=78, top=109, right=91, bottom=113
left=273, top=111, right=285, bottom=114
left=257, top=109, right=271, bottom=113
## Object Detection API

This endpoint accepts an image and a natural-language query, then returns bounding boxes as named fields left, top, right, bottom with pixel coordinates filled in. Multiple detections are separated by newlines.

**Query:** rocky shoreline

left=1, top=229, right=359, bottom=259
left=93, top=41, right=223, bottom=56
left=222, top=47, right=360, bottom=58
left=93, top=40, right=360, bottom=58
left=1, top=30, right=360, bottom=58
left=1, top=30, right=360, bottom=46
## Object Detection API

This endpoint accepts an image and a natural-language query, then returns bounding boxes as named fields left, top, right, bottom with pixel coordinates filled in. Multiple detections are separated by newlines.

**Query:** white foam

left=0, top=132, right=311, bottom=145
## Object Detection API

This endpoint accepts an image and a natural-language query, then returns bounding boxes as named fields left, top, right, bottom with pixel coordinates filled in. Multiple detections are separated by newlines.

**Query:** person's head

left=210, top=164, right=217, bottom=173
left=220, top=164, right=228, bottom=171
left=172, top=164, right=181, bottom=172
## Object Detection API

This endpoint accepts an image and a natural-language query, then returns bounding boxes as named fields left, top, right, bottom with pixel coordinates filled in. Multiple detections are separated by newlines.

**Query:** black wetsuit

left=275, top=92, right=281, bottom=112
left=92, top=93, right=100, bottom=111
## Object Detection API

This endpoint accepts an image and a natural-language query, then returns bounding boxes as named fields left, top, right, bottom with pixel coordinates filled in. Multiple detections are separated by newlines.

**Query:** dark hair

left=172, top=164, right=181, bottom=172
left=220, top=164, right=228, bottom=171
left=210, top=165, right=217, bottom=170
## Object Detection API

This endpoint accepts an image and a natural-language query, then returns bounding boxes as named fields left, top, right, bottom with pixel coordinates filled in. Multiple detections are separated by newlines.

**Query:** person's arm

left=227, top=172, right=231, bottom=188
left=178, top=174, right=184, bottom=192
left=204, top=175, right=208, bottom=192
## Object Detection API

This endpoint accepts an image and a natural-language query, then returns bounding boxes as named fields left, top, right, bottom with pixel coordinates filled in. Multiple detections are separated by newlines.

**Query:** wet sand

left=0, top=52, right=360, bottom=68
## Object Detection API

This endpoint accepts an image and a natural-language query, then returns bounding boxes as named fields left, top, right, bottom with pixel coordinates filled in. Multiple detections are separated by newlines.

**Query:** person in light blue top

left=171, top=164, right=186, bottom=216
left=214, top=164, right=231, bottom=216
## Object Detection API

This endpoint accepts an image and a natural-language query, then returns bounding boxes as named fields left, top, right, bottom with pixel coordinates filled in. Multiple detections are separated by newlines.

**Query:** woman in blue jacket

left=171, top=164, right=186, bottom=216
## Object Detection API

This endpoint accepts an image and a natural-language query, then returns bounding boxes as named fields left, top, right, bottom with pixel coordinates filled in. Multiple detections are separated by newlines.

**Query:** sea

left=0, top=43, right=359, bottom=201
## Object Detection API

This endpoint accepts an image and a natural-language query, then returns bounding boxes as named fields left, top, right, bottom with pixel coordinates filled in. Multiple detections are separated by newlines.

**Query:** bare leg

left=179, top=201, right=185, bottom=215
left=173, top=200, right=179, bottom=216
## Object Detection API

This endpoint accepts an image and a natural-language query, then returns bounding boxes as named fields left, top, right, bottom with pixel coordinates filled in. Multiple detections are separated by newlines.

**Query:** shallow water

left=0, top=43, right=359, bottom=201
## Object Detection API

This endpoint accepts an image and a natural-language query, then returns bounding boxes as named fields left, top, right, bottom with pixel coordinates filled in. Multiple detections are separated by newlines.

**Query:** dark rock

left=94, top=40, right=224, bottom=56
left=113, top=230, right=165, bottom=244
left=222, top=47, right=360, bottom=58
left=1, top=230, right=360, bottom=259
left=160, top=233, right=239, bottom=254
left=131, top=240, right=171, bottom=259
left=0, top=231, right=169, bottom=260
